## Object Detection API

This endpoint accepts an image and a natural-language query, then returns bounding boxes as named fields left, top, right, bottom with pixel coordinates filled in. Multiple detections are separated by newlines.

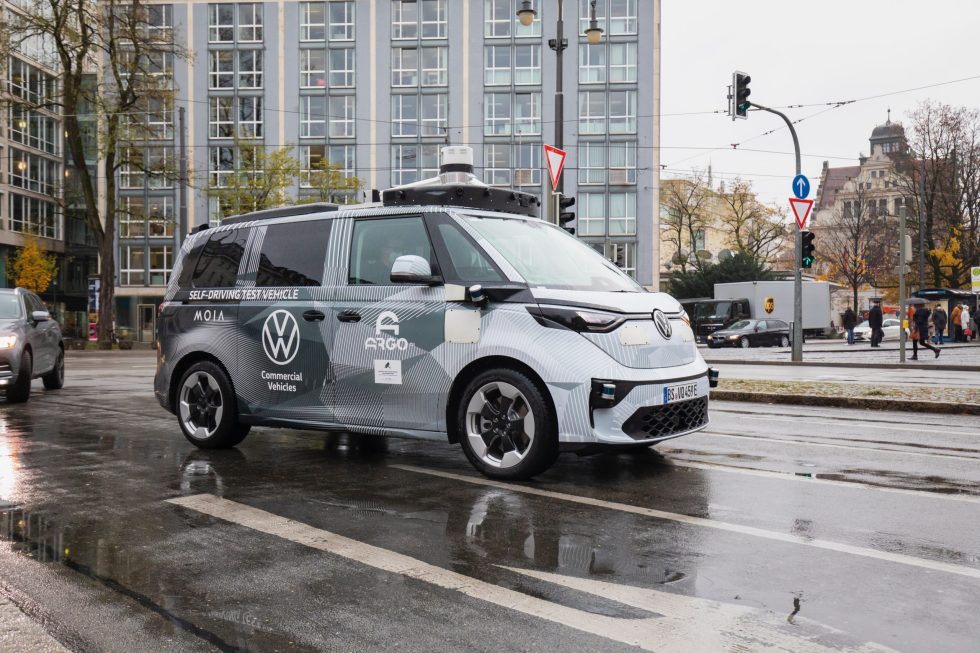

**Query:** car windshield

left=728, top=320, right=756, bottom=330
left=696, top=301, right=732, bottom=320
left=856, top=321, right=869, bottom=329
left=0, top=294, right=21, bottom=319
left=461, top=215, right=642, bottom=292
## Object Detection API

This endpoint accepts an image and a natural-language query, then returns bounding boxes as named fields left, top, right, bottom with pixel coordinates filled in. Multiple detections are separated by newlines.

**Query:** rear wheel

left=6, top=350, right=32, bottom=403
left=457, top=368, right=558, bottom=480
left=177, top=361, right=249, bottom=449
left=42, top=347, right=65, bottom=390
left=779, top=335, right=790, bottom=348
left=739, top=337, right=751, bottom=349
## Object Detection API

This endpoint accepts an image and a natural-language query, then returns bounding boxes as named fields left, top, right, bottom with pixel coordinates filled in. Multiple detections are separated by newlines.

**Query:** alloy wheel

left=179, top=372, right=224, bottom=440
left=465, top=381, right=535, bottom=469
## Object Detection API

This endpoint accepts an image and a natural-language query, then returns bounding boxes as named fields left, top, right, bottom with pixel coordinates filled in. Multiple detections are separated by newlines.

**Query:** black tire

left=42, top=347, right=65, bottom=390
left=739, top=337, right=751, bottom=349
left=779, top=335, right=790, bottom=348
left=176, top=361, right=250, bottom=449
left=6, top=350, right=32, bottom=403
left=456, top=368, right=558, bottom=480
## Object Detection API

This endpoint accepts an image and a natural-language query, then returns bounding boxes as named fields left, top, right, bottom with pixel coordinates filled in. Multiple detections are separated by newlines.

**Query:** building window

left=484, top=144, right=511, bottom=186
left=579, top=193, right=605, bottom=236
left=329, top=95, right=355, bottom=137
left=208, top=4, right=235, bottom=42
left=392, top=0, right=418, bottom=40
left=146, top=97, right=174, bottom=139
left=514, top=92, right=541, bottom=135
left=209, top=50, right=234, bottom=89
left=484, top=93, right=511, bottom=136
left=609, top=0, right=637, bottom=34
left=894, top=197, right=904, bottom=215
left=421, top=46, right=447, bottom=86
left=609, top=42, right=636, bottom=83
left=579, top=0, right=606, bottom=34
left=9, top=150, right=59, bottom=196
left=238, top=3, right=263, bottom=42
left=579, top=91, right=606, bottom=134
left=238, top=50, right=263, bottom=88
left=420, top=0, right=447, bottom=39
left=209, top=146, right=235, bottom=187
left=209, top=96, right=234, bottom=138
left=608, top=142, right=636, bottom=184
left=300, top=96, right=327, bottom=137
left=484, top=46, right=511, bottom=86
left=8, top=106, right=60, bottom=155
left=391, top=144, right=439, bottom=186
left=301, top=49, right=327, bottom=88
left=609, top=192, right=636, bottom=235
left=392, top=95, right=418, bottom=137
left=119, top=197, right=175, bottom=238
left=238, top=96, right=263, bottom=138
left=608, top=90, right=636, bottom=134
left=605, top=242, right=636, bottom=277
left=485, top=0, right=540, bottom=38
left=149, top=246, right=173, bottom=285
left=121, top=246, right=146, bottom=285
left=329, top=48, right=355, bottom=87
left=513, top=143, right=541, bottom=187
left=300, top=144, right=356, bottom=187
left=329, top=0, right=355, bottom=40
left=301, top=2, right=326, bottom=41
left=392, top=47, right=418, bottom=87
left=579, top=43, right=605, bottom=84
left=692, top=228, right=705, bottom=252
left=579, top=142, right=605, bottom=185
left=147, top=5, right=173, bottom=42
left=9, top=194, right=59, bottom=240
left=421, top=93, right=448, bottom=137
left=513, top=44, right=540, bottom=85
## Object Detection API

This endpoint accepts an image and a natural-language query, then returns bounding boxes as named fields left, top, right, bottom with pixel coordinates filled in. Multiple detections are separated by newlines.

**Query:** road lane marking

left=391, top=465, right=980, bottom=581
left=664, top=460, right=980, bottom=504
left=167, top=494, right=890, bottom=653
left=701, top=431, right=980, bottom=461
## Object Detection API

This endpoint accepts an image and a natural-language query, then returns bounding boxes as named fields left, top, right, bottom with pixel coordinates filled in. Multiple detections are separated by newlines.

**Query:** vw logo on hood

left=653, top=309, right=673, bottom=340
left=262, top=310, right=300, bottom=365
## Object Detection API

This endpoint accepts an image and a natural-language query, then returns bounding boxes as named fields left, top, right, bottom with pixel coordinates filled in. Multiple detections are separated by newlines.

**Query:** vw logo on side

left=262, top=310, right=300, bottom=365
left=653, top=309, right=673, bottom=340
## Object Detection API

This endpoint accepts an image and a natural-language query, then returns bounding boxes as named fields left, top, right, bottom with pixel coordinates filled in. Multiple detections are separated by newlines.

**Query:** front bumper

left=0, top=350, right=18, bottom=386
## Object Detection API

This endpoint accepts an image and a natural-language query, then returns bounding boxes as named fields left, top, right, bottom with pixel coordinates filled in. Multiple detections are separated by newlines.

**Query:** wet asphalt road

left=0, top=352, right=978, bottom=652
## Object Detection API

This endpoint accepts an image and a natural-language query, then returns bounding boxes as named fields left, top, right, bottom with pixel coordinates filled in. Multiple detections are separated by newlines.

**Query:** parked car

left=853, top=318, right=906, bottom=341
left=0, top=288, right=65, bottom=402
left=706, top=319, right=791, bottom=348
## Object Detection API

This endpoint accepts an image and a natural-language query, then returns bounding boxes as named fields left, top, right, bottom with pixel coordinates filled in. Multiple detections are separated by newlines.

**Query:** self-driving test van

left=155, top=147, right=714, bottom=480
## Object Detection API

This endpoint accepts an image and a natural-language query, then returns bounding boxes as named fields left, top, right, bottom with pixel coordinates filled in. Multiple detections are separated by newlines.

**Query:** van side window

left=348, top=217, right=432, bottom=285
left=435, top=221, right=504, bottom=283
left=256, top=220, right=332, bottom=287
left=192, top=229, right=248, bottom=288
left=175, top=236, right=208, bottom=290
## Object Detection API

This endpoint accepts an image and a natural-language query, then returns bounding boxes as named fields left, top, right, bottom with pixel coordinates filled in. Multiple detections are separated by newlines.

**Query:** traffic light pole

left=898, top=207, right=907, bottom=363
left=548, top=1, right=567, bottom=225
left=750, top=102, right=803, bottom=362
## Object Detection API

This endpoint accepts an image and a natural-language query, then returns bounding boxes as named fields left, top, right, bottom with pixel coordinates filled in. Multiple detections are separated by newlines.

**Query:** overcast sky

left=660, top=0, right=980, bottom=209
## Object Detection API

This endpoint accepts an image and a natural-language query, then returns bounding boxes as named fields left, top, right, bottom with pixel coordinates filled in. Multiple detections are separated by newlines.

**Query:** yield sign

left=544, top=144, right=566, bottom=189
left=789, top=198, right=814, bottom=229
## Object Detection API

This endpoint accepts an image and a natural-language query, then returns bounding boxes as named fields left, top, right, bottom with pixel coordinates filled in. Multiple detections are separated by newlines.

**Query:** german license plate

left=663, top=382, right=699, bottom=404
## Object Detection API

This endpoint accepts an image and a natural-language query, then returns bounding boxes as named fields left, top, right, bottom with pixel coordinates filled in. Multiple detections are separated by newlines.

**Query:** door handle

left=303, top=310, right=326, bottom=322
left=337, top=310, right=361, bottom=323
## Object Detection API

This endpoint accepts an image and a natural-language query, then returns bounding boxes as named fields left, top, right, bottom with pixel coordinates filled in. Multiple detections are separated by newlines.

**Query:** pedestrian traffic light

left=732, top=71, right=751, bottom=120
left=801, top=230, right=816, bottom=268
left=557, top=194, right=576, bottom=234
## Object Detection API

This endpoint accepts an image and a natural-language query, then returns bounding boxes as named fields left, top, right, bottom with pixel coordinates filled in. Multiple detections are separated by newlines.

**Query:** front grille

left=622, top=396, right=708, bottom=440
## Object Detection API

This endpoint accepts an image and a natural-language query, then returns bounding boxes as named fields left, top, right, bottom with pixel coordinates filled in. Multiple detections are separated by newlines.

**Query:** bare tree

left=2, top=0, right=188, bottom=345
left=823, top=184, right=892, bottom=309
left=718, top=179, right=789, bottom=267
left=661, top=172, right=711, bottom=273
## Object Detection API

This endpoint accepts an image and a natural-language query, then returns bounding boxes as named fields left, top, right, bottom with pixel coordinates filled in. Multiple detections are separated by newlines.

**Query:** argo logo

left=262, top=310, right=301, bottom=365
left=653, top=309, right=673, bottom=340
left=365, top=311, right=409, bottom=351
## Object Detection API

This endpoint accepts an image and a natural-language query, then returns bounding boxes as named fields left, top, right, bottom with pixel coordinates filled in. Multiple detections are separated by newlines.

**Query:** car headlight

left=0, top=335, right=16, bottom=349
left=527, top=306, right=625, bottom=333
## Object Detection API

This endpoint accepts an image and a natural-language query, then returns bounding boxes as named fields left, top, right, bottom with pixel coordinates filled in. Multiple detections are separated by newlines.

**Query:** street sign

left=792, top=174, right=810, bottom=199
left=544, top=144, right=566, bottom=189
left=789, top=198, right=814, bottom=229
left=972, top=266, right=980, bottom=293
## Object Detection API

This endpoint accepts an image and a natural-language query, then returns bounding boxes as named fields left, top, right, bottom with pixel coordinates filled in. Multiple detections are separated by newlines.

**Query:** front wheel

left=177, top=361, right=250, bottom=449
left=780, top=335, right=790, bottom=348
left=739, top=337, right=751, bottom=349
left=457, top=368, right=558, bottom=480
left=42, top=348, right=65, bottom=390
left=6, top=350, right=32, bottom=403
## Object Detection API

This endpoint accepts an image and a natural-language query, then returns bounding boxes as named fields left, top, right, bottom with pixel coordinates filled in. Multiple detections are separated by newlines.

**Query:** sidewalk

left=0, top=594, right=67, bottom=653
left=702, top=340, right=980, bottom=369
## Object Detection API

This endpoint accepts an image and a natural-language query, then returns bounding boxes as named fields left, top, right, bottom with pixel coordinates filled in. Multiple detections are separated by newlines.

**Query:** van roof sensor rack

left=220, top=202, right=340, bottom=226
left=382, top=185, right=540, bottom=217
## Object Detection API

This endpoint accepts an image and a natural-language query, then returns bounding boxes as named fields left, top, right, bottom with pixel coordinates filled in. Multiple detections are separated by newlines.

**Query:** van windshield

left=461, top=215, right=642, bottom=292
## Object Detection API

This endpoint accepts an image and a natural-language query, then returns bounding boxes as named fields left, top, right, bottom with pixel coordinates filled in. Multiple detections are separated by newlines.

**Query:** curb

left=710, top=390, right=980, bottom=415
left=704, top=359, right=980, bottom=372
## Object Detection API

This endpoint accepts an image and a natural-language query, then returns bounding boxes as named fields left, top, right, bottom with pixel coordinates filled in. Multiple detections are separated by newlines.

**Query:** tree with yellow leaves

left=11, top=238, right=58, bottom=294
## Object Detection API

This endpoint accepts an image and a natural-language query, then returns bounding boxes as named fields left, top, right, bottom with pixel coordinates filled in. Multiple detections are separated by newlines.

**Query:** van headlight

left=0, top=335, right=16, bottom=349
left=527, top=306, right=625, bottom=333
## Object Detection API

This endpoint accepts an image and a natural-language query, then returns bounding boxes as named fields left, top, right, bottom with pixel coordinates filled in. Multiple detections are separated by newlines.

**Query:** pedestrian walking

left=868, top=302, right=884, bottom=347
left=963, top=304, right=974, bottom=341
left=951, top=303, right=963, bottom=342
left=931, top=305, right=947, bottom=345
left=843, top=307, right=857, bottom=345
left=911, top=305, right=940, bottom=360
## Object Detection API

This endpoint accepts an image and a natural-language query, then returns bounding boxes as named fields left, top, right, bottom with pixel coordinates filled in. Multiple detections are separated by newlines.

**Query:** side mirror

left=32, top=310, right=50, bottom=322
left=390, top=255, right=441, bottom=286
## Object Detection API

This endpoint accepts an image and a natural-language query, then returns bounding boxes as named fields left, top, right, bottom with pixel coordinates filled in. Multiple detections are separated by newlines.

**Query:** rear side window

left=192, top=229, right=248, bottom=288
left=175, top=236, right=208, bottom=290
left=256, top=220, right=332, bottom=287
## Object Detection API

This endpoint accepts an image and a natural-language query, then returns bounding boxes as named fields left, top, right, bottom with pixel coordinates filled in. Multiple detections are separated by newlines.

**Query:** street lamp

left=584, top=1, right=604, bottom=44
left=516, top=0, right=535, bottom=27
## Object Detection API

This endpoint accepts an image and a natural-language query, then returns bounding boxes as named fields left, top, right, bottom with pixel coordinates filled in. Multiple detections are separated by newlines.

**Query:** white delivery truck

left=713, top=281, right=832, bottom=337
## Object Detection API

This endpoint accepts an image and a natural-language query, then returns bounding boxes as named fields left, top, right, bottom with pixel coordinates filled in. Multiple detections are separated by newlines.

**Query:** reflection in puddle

left=0, top=507, right=67, bottom=563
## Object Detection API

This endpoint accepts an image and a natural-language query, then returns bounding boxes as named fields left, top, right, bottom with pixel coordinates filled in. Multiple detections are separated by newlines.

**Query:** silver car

left=0, top=288, right=65, bottom=402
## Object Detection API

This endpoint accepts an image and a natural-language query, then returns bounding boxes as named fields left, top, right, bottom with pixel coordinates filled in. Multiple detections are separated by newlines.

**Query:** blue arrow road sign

left=793, top=174, right=810, bottom=199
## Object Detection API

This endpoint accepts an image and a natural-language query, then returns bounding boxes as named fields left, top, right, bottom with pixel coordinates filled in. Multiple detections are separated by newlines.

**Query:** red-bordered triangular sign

left=790, top=198, right=814, bottom=229
left=544, top=144, right=566, bottom=189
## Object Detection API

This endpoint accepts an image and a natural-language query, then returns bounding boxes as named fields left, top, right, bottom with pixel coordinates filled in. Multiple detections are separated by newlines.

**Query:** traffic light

left=801, top=230, right=816, bottom=268
left=557, top=194, right=576, bottom=234
left=731, top=71, right=751, bottom=120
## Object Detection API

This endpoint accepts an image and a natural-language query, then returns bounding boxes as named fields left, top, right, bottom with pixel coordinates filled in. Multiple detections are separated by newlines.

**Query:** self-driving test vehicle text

left=155, top=147, right=714, bottom=479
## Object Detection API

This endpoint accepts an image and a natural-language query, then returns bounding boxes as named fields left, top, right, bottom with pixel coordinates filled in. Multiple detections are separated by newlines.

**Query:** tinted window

left=176, top=236, right=209, bottom=289
left=256, top=220, right=332, bottom=287
left=0, top=294, right=21, bottom=319
left=436, top=221, right=503, bottom=282
left=348, top=217, right=433, bottom=285
left=192, top=229, right=248, bottom=288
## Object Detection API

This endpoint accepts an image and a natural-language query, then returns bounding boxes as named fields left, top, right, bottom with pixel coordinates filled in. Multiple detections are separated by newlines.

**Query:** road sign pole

left=751, top=102, right=804, bottom=362
left=899, top=207, right=907, bottom=363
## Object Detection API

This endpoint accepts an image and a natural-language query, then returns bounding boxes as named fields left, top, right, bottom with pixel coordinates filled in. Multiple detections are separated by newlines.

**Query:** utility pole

left=898, top=206, right=907, bottom=363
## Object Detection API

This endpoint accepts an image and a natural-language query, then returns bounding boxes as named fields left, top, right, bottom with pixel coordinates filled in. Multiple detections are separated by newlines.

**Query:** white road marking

left=167, top=494, right=890, bottom=653
left=391, top=465, right=980, bottom=581
left=665, top=459, right=980, bottom=504
left=701, top=431, right=980, bottom=461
